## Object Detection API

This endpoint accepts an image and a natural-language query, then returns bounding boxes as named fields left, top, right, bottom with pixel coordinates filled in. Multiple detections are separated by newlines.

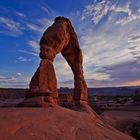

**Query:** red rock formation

left=30, top=59, right=58, bottom=98
left=29, top=16, right=88, bottom=106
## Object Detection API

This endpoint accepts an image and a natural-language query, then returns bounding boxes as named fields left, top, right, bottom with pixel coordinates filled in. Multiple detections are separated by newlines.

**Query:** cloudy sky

left=0, top=0, right=140, bottom=88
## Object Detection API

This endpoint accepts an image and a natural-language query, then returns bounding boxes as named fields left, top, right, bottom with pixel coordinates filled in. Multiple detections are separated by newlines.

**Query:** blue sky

left=0, top=0, right=140, bottom=88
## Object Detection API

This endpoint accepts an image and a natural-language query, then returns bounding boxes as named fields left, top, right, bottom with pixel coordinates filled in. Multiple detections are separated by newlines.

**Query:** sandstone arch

left=29, top=16, right=88, bottom=105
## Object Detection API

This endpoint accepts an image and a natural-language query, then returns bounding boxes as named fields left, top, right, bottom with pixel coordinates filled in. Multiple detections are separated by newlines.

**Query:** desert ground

left=0, top=88, right=139, bottom=140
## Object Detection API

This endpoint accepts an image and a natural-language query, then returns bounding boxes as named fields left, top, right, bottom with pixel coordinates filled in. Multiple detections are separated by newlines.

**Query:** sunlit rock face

left=29, top=16, right=88, bottom=106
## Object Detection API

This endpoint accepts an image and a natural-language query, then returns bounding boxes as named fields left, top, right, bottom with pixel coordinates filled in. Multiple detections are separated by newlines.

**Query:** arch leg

left=61, top=45, right=88, bottom=105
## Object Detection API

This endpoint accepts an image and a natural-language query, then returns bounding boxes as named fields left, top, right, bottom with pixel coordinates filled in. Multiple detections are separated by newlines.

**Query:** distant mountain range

left=59, top=86, right=140, bottom=96
left=0, top=86, right=140, bottom=97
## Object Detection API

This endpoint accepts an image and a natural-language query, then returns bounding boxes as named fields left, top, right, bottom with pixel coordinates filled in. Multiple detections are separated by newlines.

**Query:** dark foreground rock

left=101, top=111, right=140, bottom=139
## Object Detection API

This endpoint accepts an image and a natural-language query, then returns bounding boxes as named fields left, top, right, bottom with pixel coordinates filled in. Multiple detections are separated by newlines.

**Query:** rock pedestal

left=29, top=59, right=58, bottom=98
left=28, top=59, right=58, bottom=105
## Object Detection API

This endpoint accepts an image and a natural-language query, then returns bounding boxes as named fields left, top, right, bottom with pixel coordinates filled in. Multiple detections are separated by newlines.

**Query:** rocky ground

left=89, top=95, right=140, bottom=140
left=0, top=88, right=139, bottom=140
left=101, top=111, right=140, bottom=140
left=0, top=104, right=134, bottom=140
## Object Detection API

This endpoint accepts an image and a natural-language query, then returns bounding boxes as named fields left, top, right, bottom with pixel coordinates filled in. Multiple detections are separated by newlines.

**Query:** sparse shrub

left=131, top=122, right=140, bottom=140
left=133, top=90, right=140, bottom=102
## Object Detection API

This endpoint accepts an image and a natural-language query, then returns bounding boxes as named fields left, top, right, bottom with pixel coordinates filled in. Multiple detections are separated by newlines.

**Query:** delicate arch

left=29, top=16, right=88, bottom=105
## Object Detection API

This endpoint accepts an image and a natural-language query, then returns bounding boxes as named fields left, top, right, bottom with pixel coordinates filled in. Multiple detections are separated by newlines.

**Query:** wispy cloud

left=18, top=56, right=27, bottom=62
left=28, top=40, right=40, bottom=54
left=26, top=18, right=53, bottom=35
left=41, top=5, right=56, bottom=18
left=127, top=80, right=140, bottom=86
left=18, top=50, right=38, bottom=56
left=0, top=75, right=14, bottom=81
left=26, top=23, right=41, bottom=32
left=15, top=11, right=26, bottom=18
left=17, top=72, right=22, bottom=76
left=115, top=13, right=140, bottom=25
left=41, top=6, right=49, bottom=14
left=128, top=35, right=140, bottom=43
left=0, top=74, right=30, bottom=88
left=81, top=0, right=113, bottom=24
left=81, top=0, right=140, bottom=25
left=54, top=54, right=73, bottom=83
left=79, top=22, right=140, bottom=86
left=73, top=0, right=140, bottom=87
left=0, top=16, right=24, bottom=37
left=17, top=56, right=35, bottom=62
